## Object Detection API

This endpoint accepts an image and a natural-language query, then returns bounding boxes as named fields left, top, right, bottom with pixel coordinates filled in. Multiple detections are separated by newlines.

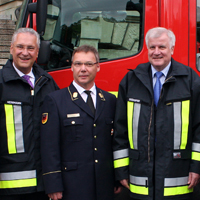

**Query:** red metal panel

left=188, top=0, right=198, bottom=75
left=159, top=0, right=189, bottom=66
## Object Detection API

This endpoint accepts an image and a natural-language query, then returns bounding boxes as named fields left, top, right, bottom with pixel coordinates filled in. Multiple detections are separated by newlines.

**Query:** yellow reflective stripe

left=114, top=157, right=129, bottom=168
left=164, top=185, right=193, bottom=196
left=127, top=101, right=134, bottom=149
left=130, top=184, right=148, bottom=195
left=109, top=91, right=118, bottom=97
left=180, top=100, right=190, bottom=149
left=191, top=152, right=200, bottom=161
left=0, top=178, right=37, bottom=189
left=4, top=104, right=16, bottom=154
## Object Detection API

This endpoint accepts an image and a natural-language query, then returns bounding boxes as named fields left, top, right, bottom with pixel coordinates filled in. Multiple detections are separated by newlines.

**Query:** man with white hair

left=113, top=27, right=200, bottom=200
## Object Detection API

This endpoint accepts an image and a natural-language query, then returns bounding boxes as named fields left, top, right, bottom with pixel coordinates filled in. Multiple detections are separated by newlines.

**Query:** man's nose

left=154, top=47, right=160, bottom=54
left=21, top=48, right=29, bottom=55
left=80, top=64, right=87, bottom=71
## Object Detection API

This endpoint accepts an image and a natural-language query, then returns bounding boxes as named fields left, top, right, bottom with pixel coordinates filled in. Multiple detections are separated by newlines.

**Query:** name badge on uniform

left=67, top=113, right=80, bottom=118
left=173, top=152, right=181, bottom=159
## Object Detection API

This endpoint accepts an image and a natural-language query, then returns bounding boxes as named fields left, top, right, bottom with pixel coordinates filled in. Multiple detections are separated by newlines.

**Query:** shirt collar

left=151, top=61, right=171, bottom=78
left=13, top=62, right=34, bottom=78
left=72, top=80, right=96, bottom=95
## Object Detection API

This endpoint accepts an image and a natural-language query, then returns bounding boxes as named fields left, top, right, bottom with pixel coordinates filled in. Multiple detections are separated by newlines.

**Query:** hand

left=114, top=186, right=122, bottom=194
left=48, top=192, right=63, bottom=200
left=120, top=179, right=130, bottom=190
left=188, top=172, right=200, bottom=189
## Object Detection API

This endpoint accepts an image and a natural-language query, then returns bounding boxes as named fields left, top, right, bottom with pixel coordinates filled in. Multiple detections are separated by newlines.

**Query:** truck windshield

left=42, top=0, right=143, bottom=70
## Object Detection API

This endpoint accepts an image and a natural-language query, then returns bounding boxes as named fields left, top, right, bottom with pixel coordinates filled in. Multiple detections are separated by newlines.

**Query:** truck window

left=42, top=0, right=143, bottom=71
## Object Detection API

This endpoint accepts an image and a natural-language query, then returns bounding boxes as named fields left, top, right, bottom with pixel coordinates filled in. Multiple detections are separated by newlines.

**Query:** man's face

left=147, top=33, right=174, bottom=71
left=71, top=51, right=100, bottom=90
left=10, top=32, right=39, bottom=74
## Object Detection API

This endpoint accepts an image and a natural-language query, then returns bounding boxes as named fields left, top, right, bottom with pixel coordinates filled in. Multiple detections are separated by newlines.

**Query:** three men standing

left=113, top=27, right=200, bottom=200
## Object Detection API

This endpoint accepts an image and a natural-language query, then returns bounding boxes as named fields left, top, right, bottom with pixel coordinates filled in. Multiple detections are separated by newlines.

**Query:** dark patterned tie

left=22, top=75, right=34, bottom=88
left=84, top=90, right=95, bottom=115
left=154, top=72, right=163, bottom=106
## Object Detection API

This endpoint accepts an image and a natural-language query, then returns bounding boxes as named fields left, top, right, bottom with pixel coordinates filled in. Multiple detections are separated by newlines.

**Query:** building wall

left=0, top=0, right=23, bottom=21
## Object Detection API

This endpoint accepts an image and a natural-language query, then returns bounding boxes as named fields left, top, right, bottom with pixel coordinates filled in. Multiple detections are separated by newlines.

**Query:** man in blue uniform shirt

left=40, top=45, right=120, bottom=200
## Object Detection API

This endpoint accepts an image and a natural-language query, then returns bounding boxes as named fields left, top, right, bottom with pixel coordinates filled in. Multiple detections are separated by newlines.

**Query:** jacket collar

left=133, top=58, right=189, bottom=94
left=2, top=59, right=51, bottom=83
left=68, top=83, right=106, bottom=120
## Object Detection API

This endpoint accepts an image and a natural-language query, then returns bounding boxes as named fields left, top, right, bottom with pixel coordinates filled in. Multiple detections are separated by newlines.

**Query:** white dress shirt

left=13, top=63, right=35, bottom=87
left=72, top=80, right=97, bottom=108
left=151, top=61, right=171, bottom=88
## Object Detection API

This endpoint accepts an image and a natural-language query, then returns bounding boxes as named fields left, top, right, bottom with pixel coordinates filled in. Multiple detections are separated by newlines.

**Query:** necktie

left=154, top=71, right=163, bottom=106
left=22, top=75, right=34, bottom=88
left=84, top=90, right=95, bottom=115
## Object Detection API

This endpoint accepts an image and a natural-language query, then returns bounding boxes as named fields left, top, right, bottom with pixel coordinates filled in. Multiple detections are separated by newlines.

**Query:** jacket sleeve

left=189, top=70, right=200, bottom=175
left=40, top=94, right=64, bottom=194
left=113, top=73, right=130, bottom=181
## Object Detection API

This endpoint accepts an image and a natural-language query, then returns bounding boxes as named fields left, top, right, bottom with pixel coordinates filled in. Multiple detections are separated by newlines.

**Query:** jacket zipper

left=148, top=76, right=173, bottom=162
left=148, top=99, right=154, bottom=163
left=31, top=76, right=42, bottom=96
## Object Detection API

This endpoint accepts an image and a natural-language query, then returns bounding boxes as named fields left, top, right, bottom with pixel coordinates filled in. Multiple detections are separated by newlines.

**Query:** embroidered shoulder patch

left=42, top=113, right=48, bottom=124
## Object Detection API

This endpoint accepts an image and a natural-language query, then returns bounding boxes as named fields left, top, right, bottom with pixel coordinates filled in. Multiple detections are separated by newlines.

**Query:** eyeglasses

left=15, top=45, right=36, bottom=52
left=72, top=61, right=98, bottom=67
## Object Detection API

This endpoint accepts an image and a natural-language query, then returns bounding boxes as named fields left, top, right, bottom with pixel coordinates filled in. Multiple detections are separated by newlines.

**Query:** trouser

left=0, top=191, right=49, bottom=200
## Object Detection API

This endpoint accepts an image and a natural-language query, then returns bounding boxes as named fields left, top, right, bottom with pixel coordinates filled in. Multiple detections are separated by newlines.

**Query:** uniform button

left=71, top=121, right=75, bottom=124
left=94, top=135, right=97, bottom=139
left=93, top=124, right=96, bottom=127
left=94, top=148, right=97, bottom=151
left=65, top=167, right=67, bottom=170
left=95, top=160, right=98, bottom=163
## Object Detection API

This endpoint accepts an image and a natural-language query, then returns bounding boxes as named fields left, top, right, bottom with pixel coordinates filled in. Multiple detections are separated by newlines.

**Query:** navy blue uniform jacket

left=40, top=83, right=116, bottom=200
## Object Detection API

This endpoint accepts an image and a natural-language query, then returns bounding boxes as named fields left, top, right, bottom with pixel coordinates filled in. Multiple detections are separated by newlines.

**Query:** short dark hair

left=71, top=45, right=99, bottom=63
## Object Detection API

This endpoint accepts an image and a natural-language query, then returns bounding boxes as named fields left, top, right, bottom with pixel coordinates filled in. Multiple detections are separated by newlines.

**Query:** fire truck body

left=16, top=0, right=200, bottom=93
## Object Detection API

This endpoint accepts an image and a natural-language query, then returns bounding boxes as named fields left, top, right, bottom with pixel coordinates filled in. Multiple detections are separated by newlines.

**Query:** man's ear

left=97, top=65, right=100, bottom=72
left=10, top=44, right=13, bottom=55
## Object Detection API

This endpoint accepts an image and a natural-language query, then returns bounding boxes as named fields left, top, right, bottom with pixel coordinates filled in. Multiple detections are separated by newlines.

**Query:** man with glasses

left=40, top=45, right=120, bottom=200
left=0, top=28, right=59, bottom=200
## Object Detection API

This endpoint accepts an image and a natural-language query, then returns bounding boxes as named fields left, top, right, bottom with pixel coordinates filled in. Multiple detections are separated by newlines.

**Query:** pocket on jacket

left=63, top=118, right=84, bottom=141
left=172, top=149, right=191, bottom=159
left=61, top=161, right=78, bottom=172
left=0, top=153, right=29, bottom=164
left=105, top=118, right=114, bottom=125
left=129, top=149, right=139, bottom=160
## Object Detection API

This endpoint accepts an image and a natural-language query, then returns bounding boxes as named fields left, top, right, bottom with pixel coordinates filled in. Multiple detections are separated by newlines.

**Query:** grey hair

left=145, top=27, right=176, bottom=49
left=71, top=45, right=99, bottom=63
left=11, top=28, right=40, bottom=48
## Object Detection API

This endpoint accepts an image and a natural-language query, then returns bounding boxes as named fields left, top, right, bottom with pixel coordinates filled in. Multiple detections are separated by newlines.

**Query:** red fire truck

left=16, top=0, right=200, bottom=95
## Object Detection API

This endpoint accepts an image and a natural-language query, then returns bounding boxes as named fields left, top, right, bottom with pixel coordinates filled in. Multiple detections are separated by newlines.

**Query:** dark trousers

left=0, top=191, right=48, bottom=200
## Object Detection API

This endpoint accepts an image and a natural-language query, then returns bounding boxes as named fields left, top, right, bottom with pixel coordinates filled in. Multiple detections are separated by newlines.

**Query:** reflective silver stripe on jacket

left=113, top=149, right=129, bottom=160
left=173, top=102, right=182, bottom=149
left=132, top=103, right=141, bottom=149
left=0, top=170, right=36, bottom=181
left=164, top=176, right=188, bottom=187
left=130, top=175, right=148, bottom=186
left=192, top=143, right=200, bottom=152
left=14, top=105, right=24, bottom=153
